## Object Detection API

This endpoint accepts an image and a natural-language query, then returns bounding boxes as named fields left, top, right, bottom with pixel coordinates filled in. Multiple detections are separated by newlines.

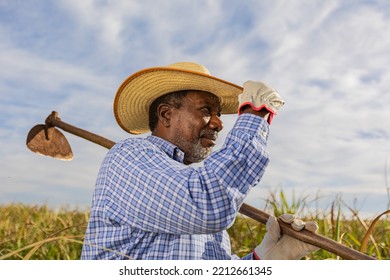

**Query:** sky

left=1, top=0, right=390, bottom=219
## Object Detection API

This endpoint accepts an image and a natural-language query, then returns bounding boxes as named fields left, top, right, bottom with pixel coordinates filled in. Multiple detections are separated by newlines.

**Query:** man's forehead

left=185, top=90, right=221, bottom=109
left=186, top=90, right=221, bottom=102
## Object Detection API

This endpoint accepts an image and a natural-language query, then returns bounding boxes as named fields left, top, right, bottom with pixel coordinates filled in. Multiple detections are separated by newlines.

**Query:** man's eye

left=201, top=107, right=211, bottom=115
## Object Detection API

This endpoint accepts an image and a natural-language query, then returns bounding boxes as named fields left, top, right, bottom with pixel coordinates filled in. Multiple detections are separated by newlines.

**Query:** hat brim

left=114, top=66, right=243, bottom=134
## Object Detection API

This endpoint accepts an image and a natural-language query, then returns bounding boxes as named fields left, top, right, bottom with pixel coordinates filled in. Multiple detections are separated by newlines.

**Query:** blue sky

left=1, top=0, right=390, bottom=218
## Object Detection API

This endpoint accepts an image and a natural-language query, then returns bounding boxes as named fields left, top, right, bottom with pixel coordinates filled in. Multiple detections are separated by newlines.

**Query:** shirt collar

left=146, top=135, right=185, bottom=163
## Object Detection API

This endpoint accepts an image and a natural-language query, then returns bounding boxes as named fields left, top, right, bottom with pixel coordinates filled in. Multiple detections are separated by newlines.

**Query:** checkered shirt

left=81, top=114, right=270, bottom=260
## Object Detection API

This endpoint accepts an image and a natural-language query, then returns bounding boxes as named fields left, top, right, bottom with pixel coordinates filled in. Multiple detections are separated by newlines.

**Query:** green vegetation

left=0, top=204, right=87, bottom=260
left=1, top=192, right=389, bottom=260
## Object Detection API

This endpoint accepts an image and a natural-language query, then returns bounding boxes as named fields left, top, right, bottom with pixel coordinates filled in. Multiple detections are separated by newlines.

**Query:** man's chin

left=185, top=148, right=213, bottom=164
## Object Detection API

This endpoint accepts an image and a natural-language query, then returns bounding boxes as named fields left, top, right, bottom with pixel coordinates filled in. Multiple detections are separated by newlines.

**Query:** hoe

left=26, top=111, right=375, bottom=260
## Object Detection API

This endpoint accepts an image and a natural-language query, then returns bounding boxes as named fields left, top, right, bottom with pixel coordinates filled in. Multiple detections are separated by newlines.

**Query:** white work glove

left=253, top=214, right=319, bottom=260
left=238, top=81, right=285, bottom=125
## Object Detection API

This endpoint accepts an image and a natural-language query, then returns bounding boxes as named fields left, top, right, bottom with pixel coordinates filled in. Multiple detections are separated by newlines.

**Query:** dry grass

left=0, top=204, right=87, bottom=260
left=1, top=193, right=389, bottom=260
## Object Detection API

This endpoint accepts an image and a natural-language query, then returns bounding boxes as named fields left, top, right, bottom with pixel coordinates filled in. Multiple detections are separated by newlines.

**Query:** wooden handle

left=239, top=203, right=375, bottom=260
left=45, top=111, right=116, bottom=149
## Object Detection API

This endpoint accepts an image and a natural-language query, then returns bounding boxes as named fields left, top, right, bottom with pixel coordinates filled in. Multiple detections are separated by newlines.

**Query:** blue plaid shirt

left=81, top=114, right=270, bottom=260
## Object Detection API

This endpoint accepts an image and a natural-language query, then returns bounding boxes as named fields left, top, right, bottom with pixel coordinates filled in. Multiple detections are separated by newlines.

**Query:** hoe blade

left=26, top=124, right=73, bottom=160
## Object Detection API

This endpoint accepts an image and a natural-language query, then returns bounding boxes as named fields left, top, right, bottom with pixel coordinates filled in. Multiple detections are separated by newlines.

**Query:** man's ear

left=157, top=103, right=172, bottom=127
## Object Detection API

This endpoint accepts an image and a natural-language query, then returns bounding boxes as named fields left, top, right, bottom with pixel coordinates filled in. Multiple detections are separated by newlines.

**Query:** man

left=81, top=62, right=318, bottom=260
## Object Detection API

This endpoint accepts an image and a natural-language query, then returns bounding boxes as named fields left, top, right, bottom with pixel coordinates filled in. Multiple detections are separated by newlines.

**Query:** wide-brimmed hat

left=113, top=62, right=243, bottom=134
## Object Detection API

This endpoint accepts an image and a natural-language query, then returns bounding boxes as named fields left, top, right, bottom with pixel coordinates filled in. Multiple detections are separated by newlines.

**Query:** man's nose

left=209, top=115, right=223, bottom=132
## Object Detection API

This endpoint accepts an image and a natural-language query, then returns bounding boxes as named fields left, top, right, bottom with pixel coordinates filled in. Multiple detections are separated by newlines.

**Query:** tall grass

left=0, top=204, right=87, bottom=260
left=1, top=192, right=389, bottom=260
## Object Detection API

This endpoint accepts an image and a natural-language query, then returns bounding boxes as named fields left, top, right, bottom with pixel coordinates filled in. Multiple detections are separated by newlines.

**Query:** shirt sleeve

left=103, top=113, right=270, bottom=235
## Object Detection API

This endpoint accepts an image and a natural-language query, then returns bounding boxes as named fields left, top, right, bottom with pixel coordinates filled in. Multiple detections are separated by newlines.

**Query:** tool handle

left=45, top=111, right=116, bottom=149
left=239, top=203, right=375, bottom=260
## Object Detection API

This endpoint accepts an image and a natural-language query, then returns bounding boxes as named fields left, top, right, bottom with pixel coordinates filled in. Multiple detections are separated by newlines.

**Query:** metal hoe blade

left=26, top=124, right=73, bottom=160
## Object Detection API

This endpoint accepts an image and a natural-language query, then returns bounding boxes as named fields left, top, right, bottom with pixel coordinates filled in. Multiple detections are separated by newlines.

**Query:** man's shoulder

left=111, top=137, right=157, bottom=153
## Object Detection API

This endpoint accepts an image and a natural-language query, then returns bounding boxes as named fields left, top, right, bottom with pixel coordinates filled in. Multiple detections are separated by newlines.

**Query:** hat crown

left=167, top=62, right=210, bottom=75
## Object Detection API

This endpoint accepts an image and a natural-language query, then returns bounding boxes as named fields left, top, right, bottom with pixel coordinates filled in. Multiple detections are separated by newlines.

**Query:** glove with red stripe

left=238, top=81, right=285, bottom=125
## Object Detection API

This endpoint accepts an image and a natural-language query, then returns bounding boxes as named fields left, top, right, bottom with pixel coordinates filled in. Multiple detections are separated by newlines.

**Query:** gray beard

left=176, top=130, right=215, bottom=164
left=184, top=138, right=212, bottom=163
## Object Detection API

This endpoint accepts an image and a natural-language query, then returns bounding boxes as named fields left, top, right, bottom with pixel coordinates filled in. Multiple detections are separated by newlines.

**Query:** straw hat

left=113, top=62, right=243, bottom=134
